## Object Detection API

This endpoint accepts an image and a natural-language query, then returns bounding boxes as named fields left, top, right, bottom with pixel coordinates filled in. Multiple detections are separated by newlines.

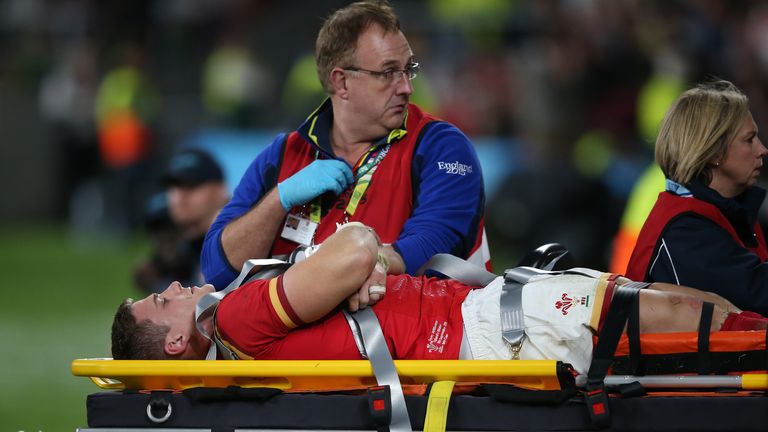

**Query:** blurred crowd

left=2, top=0, right=768, bottom=269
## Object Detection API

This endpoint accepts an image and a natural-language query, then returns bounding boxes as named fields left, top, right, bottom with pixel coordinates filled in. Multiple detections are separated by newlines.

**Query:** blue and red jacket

left=202, top=100, right=489, bottom=288
left=626, top=181, right=768, bottom=314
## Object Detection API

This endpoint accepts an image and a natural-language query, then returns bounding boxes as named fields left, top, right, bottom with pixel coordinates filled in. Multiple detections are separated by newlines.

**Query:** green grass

left=0, top=224, right=148, bottom=431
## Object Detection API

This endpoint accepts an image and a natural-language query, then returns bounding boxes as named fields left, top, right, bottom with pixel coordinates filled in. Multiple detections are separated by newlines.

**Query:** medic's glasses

left=343, top=62, right=420, bottom=84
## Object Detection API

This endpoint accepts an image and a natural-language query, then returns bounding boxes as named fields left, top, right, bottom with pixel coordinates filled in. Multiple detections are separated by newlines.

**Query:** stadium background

left=2, top=0, right=768, bottom=429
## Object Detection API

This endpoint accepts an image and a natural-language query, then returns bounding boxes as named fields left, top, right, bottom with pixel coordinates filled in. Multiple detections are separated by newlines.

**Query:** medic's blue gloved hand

left=277, top=159, right=354, bottom=211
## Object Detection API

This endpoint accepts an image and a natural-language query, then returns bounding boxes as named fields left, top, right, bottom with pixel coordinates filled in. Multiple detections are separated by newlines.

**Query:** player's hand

left=277, top=159, right=354, bottom=211
left=347, top=261, right=387, bottom=312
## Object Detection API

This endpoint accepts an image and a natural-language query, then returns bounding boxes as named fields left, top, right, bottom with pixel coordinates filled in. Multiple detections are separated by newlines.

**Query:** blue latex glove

left=277, top=159, right=354, bottom=211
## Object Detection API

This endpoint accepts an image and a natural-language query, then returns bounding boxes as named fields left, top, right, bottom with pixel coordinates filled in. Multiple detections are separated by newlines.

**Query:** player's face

left=131, top=281, right=215, bottom=332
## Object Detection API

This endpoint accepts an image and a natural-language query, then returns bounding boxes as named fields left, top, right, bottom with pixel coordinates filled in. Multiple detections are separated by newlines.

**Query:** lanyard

left=308, top=144, right=390, bottom=223
left=347, top=144, right=390, bottom=216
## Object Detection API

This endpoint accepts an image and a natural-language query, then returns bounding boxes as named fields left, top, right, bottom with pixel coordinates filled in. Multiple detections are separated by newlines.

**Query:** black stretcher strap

left=585, top=284, right=642, bottom=429
left=697, top=302, right=714, bottom=375
left=367, top=385, right=393, bottom=432
left=626, top=295, right=643, bottom=375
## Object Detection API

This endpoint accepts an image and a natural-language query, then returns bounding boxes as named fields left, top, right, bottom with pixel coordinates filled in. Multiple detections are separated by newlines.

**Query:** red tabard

left=269, top=105, right=437, bottom=256
left=625, top=192, right=768, bottom=281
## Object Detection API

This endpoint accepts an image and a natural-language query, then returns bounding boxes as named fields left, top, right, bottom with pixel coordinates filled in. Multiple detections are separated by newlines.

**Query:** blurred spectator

left=280, top=52, right=328, bottom=128
left=202, top=32, right=273, bottom=128
left=95, top=41, right=159, bottom=232
left=95, top=42, right=157, bottom=169
left=133, top=192, right=190, bottom=294
left=37, top=40, right=99, bottom=219
left=164, top=148, right=230, bottom=243
left=134, top=148, right=229, bottom=293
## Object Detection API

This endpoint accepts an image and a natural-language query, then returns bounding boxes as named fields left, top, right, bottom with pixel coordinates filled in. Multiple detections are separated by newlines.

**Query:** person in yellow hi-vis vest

left=95, top=42, right=159, bottom=231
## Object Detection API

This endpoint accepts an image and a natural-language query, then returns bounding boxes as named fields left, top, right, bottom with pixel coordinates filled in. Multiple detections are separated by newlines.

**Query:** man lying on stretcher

left=111, top=223, right=768, bottom=375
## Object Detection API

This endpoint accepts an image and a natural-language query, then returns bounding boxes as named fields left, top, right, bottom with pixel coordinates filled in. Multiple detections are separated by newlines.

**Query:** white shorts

left=461, top=270, right=611, bottom=375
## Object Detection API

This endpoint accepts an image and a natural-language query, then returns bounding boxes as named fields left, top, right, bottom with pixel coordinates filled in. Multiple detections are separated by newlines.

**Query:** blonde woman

left=627, top=80, right=768, bottom=314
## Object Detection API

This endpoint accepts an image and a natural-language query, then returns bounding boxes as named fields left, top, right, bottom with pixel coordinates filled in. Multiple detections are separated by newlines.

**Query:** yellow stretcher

left=72, top=358, right=565, bottom=391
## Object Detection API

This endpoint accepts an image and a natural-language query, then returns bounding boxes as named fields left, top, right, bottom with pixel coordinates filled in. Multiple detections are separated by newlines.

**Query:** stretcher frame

left=73, top=357, right=768, bottom=431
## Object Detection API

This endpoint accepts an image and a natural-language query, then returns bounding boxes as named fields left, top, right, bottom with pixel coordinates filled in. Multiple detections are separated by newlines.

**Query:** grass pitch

left=0, top=224, right=147, bottom=431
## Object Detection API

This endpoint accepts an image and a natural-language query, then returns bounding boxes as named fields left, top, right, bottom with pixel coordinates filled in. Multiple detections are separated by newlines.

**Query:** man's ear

left=330, top=68, right=349, bottom=99
left=164, top=333, right=188, bottom=357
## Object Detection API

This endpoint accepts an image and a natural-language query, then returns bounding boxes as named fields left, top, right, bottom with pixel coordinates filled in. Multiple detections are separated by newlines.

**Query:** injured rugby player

left=111, top=224, right=768, bottom=374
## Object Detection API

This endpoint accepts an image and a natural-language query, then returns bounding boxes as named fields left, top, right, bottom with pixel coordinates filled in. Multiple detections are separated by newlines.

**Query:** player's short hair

left=111, top=299, right=171, bottom=360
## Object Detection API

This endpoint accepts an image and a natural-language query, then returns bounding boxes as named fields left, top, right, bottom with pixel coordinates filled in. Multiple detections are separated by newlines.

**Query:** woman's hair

left=655, top=79, right=750, bottom=185
left=315, top=0, right=400, bottom=94
left=111, top=299, right=171, bottom=360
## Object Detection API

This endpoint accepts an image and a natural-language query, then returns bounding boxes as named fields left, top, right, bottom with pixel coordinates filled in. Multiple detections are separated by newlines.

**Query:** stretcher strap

left=367, top=386, right=393, bottom=432
left=626, top=294, right=642, bottom=375
left=698, top=302, right=714, bottom=375
left=585, top=284, right=642, bottom=429
left=500, top=280, right=525, bottom=352
left=349, top=307, right=412, bottom=432
left=343, top=310, right=368, bottom=359
left=415, top=253, right=497, bottom=286
left=613, top=281, right=649, bottom=375
left=423, top=381, right=455, bottom=432
left=622, top=281, right=651, bottom=375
